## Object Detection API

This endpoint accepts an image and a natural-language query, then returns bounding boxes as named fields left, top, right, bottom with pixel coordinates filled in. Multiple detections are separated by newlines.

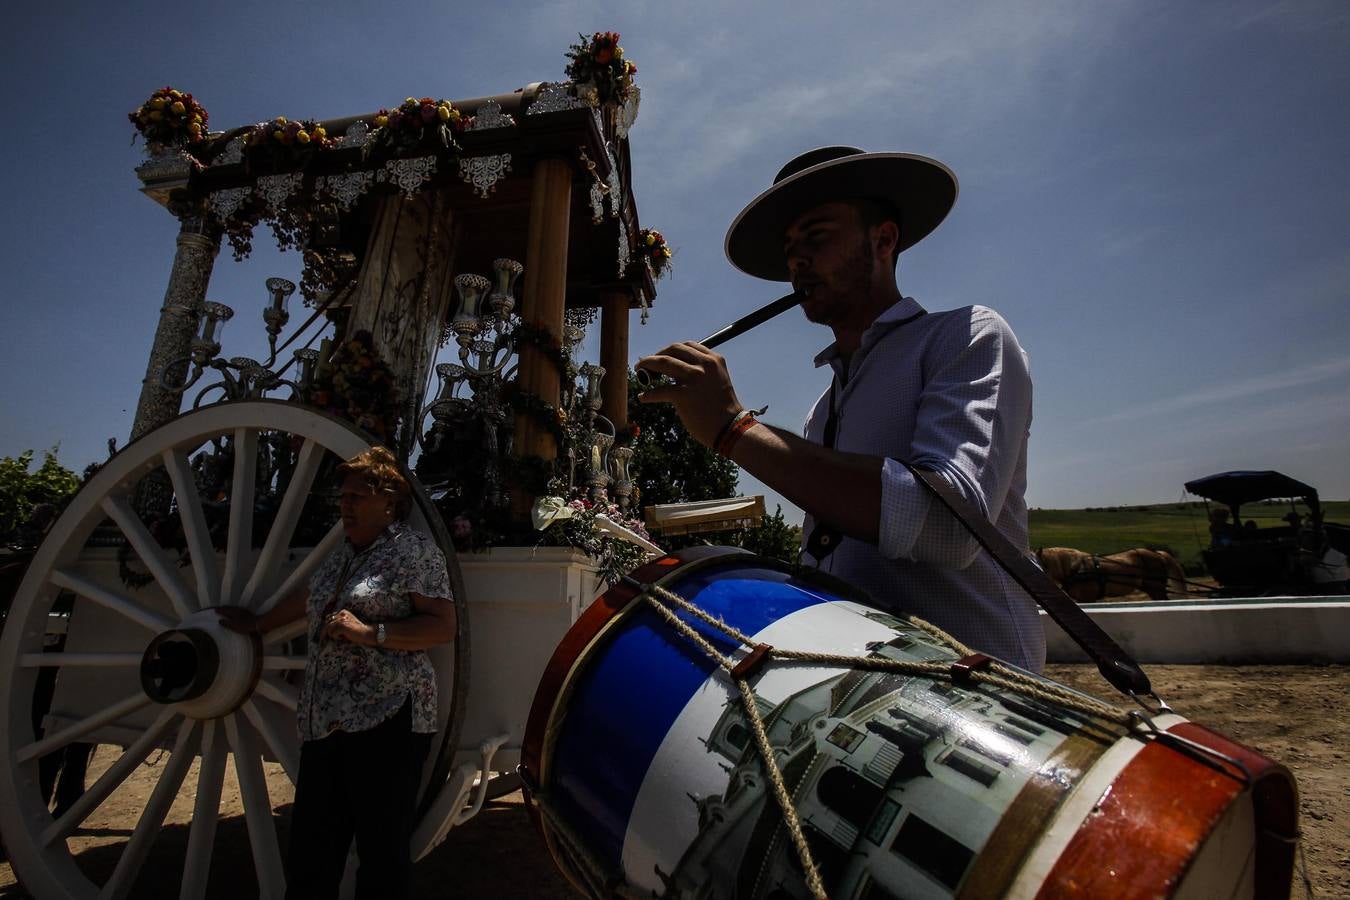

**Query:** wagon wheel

left=0, top=400, right=468, bottom=900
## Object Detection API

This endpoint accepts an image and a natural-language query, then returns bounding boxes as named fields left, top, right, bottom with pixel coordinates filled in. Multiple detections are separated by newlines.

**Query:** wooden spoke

left=163, top=447, right=221, bottom=609
left=41, top=708, right=178, bottom=847
left=20, top=652, right=142, bottom=668
left=254, top=678, right=298, bottom=712
left=225, top=715, right=286, bottom=899
left=258, top=522, right=343, bottom=617
left=241, top=699, right=299, bottom=782
left=239, top=437, right=325, bottom=611
left=220, top=427, right=258, bottom=607
left=99, top=719, right=198, bottom=900
left=259, top=655, right=306, bottom=671
left=17, top=693, right=152, bottom=764
left=101, top=493, right=196, bottom=620
left=263, top=619, right=307, bottom=647
left=49, top=568, right=173, bottom=633
left=179, top=719, right=227, bottom=900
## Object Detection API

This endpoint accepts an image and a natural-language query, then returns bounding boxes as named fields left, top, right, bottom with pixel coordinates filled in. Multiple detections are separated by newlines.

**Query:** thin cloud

left=1087, top=357, right=1350, bottom=424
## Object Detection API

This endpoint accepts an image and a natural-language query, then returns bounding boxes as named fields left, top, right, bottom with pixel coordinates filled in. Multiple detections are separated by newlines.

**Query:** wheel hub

left=139, top=609, right=263, bottom=719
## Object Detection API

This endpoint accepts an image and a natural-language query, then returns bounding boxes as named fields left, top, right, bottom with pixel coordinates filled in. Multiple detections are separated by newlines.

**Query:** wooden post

left=514, top=158, right=573, bottom=465
left=598, top=290, right=631, bottom=431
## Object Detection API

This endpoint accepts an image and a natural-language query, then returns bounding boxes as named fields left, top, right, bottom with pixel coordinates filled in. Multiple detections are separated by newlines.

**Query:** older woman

left=224, top=446, right=455, bottom=899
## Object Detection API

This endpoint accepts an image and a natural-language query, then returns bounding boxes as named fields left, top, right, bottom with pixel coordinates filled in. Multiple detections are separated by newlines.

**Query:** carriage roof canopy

left=136, top=83, right=656, bottom=311
left=131, top=79, right=656, bottom=503
left=1184, top=470, right=1320, bottom=507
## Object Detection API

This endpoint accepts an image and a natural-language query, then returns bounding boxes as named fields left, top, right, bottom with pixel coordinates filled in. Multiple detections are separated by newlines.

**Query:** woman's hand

left=217, top=606, right=259, bottom=635
left=321, top=608, right=376, bottom=646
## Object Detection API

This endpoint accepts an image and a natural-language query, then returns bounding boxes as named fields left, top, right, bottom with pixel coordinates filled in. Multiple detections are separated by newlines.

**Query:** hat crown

left=773, top=146, right=865, bottom=185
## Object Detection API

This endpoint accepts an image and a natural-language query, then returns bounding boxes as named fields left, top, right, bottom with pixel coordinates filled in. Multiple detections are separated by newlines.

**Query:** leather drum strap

left=903, top=462, right=1152, bottom=697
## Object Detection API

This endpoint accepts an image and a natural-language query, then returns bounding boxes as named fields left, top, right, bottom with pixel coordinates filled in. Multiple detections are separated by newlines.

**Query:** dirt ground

left=2, top=664, right=1346, bottom=899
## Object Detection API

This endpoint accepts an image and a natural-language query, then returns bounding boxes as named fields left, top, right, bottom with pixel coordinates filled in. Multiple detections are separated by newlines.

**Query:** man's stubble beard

left=802, top=237, right=878, bottom=327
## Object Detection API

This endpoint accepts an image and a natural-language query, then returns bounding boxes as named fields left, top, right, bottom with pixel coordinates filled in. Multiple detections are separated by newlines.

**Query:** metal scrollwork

left=604, top=142, right=622, bottom=218
left=527, top=82, right=585, bottom=115
left=617, top=218, right=630, bottom=279
left=135, top=148, right=195, bottom=182
left=467, top=101, right=516, bottom=131
left=208, top=187, right=251, bottom=220
left=334, top=120, right=371, bottom=149
left=378, top=156, right=438, bottom=199
left=616, top=85, right=641, bottom=140
left=459, top=154, right=513, bottom=199
left=212, top=136, right=246, bottom=167
left=316, top=171, right=375, bottom=211
left=256, top=173, right=304, bottom=212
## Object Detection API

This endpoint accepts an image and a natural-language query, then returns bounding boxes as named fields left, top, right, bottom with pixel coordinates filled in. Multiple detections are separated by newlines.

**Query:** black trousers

left=285, top=700, right=433, bottom=900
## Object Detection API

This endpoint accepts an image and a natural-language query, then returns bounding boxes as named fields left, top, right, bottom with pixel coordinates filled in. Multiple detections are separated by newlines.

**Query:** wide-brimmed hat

left=724, top=146, right=958, bottom=282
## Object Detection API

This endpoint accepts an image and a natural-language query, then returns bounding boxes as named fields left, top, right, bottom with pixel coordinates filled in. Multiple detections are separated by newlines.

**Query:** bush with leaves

left=626, top=373, right=802, bottom=562
left=0, top=449, right=81, bottom=545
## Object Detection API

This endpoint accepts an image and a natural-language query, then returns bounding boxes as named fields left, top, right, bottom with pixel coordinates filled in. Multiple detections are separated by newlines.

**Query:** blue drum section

left=547, top=567, right=835, bottom=871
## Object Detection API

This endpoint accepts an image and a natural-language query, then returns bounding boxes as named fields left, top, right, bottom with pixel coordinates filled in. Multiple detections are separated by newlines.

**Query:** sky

left=2, top=0, right=1348, bottom=522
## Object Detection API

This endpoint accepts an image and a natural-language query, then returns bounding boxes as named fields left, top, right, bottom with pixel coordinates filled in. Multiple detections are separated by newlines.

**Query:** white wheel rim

left=0, top=401, right=467, bottom=900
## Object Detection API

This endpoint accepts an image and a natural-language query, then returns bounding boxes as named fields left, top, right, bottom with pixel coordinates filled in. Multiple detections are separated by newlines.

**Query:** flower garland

left=244, top=116, right=333, bottom=169
left=129, top=86, right=209, bottom=151
left=307, top=330, right=400, bottom=443
left=565, top=32, right=638, bottom=107
left=366, top=97, right=465, bottom=158
left=638, top=228, right=672, bottom=279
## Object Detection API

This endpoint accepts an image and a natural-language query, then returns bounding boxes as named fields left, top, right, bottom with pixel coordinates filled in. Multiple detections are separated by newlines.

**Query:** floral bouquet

left=638, top=228, right=672, bottom=279
left=565, top=31, right=638, bottom=107
left=128, top=86, right=209, bottom=151
left=366, top=97, right=464, bottom=157
left=534, top=494, right=655, bottom=584
left=307, top=330, right=401, bottom=443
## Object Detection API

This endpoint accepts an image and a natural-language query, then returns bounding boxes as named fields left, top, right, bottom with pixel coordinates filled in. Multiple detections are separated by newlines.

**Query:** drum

left=521, top=549, right=1298, bottom=899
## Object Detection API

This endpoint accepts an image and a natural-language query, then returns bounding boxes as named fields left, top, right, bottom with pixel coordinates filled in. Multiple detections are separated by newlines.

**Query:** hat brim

left=724, top=152, right=958, bottom=282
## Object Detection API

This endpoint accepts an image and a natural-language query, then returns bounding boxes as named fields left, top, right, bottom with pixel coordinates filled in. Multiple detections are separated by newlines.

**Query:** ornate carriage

left=1, top=67, right=658, bottom=898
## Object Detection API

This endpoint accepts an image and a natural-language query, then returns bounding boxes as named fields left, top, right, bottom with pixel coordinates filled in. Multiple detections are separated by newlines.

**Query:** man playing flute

left=638, top=146, right=1044, bottom=672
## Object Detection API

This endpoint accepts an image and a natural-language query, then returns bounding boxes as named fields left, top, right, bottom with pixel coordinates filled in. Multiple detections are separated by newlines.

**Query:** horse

left=1035, top=547, right=1188, bottom=602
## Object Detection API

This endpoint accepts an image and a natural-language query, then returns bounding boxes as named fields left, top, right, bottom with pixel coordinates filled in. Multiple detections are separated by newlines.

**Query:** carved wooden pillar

left=344, top=192, right=457, bottom=459
left=130, top=199, right=221, bottom=442
left=598, top=290, right=631, bottom=430
left=514, top=158, right=573, bottom=463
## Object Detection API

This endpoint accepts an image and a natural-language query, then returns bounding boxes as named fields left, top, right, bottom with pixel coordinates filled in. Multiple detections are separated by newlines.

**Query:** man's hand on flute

left=635, top=341, right=744, bottom=448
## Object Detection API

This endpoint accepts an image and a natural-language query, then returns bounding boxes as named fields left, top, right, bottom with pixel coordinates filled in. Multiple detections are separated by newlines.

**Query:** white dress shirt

left=802, top=296, right=1046, bottom=671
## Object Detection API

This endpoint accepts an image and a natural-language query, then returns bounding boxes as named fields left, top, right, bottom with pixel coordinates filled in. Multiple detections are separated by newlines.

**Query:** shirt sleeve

left=878, top=307, right=1032, bottom=567
left=403, top=534, right=453, bottom=600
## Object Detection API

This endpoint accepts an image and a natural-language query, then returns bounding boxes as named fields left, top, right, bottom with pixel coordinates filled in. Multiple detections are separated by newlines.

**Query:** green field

left=1028, top=500, right=1350, bottom=573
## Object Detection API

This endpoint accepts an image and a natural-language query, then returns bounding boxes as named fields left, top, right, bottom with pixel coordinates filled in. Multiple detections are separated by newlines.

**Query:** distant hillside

left=1028, top=499, right=1350, bottom=573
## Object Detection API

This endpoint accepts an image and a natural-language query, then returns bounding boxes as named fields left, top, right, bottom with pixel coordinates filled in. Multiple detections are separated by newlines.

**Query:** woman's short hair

left=336, top=446, right=412, bottom=519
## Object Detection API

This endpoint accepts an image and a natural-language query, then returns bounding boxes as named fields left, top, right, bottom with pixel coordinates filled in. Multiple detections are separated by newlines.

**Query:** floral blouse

left=298, top=522, right=452, bottom=742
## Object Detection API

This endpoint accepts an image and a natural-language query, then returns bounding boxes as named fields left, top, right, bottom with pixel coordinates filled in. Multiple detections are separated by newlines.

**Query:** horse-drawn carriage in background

left=0, top=57, right=1307, bottom=899
left=1, top=67, right=659, bottom=898
left=1186, top=470, right=1350, bottom=596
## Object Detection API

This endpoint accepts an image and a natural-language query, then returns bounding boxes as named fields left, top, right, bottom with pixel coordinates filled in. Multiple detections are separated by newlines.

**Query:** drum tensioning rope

left=603, top=575, right=1142, bottom=900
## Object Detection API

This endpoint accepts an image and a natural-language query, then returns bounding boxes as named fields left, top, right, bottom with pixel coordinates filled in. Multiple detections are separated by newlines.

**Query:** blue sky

left=3, top=1, right=1347, bottom=520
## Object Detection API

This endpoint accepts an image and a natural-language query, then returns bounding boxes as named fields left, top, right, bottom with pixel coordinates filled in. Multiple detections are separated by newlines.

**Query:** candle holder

left=262, top=277, right=296, bottom=365
left=608, top=444, right=634, bottom=511
left=451, top=274, right=492, bottom=347
left=159, top=275, right=324, bottom=410
left=489, top=258, right=523, bottom=320
left=191, top=302, right=234, bottom=369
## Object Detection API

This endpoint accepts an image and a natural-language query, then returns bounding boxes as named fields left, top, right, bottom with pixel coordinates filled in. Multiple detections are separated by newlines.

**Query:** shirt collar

left=343, top=519, right=404, bottom=556
left=812, top=296, right=926, bottom=371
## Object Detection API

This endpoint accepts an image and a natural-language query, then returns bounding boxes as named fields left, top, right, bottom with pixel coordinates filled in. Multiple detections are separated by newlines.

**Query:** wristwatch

left=375, top=623, right=387, bottom=646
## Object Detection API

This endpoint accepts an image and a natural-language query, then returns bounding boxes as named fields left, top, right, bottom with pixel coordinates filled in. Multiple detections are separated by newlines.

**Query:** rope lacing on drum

left=617, top=577, right=1140, bottom=900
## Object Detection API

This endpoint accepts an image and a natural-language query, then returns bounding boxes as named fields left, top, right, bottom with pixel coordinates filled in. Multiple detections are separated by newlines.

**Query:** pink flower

left=451, top=516, right=472, bottom=539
